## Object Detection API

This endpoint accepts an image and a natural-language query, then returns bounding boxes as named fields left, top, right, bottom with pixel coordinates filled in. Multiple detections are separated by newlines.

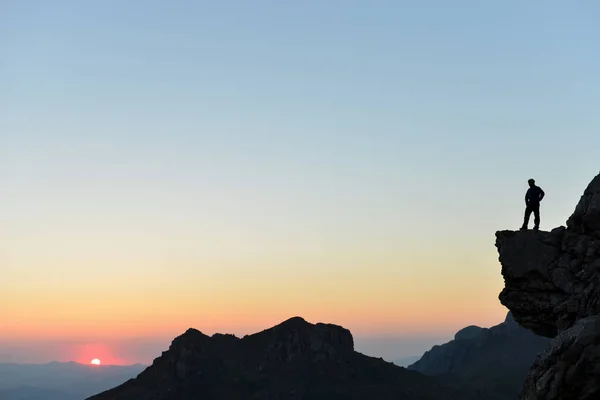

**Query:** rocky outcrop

left=87, top=317, right=485, bottom=400
left=409, top=312, right=549, bottom=399
left=496, top=171, right=600, bottom=399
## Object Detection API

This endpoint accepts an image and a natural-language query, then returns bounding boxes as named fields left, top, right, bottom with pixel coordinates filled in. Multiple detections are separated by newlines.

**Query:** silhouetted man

left=521, top=178, right=545, bottom=231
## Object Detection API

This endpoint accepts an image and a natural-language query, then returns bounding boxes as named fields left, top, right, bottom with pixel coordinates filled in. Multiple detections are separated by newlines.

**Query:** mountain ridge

left=408, top=312, right=550, bottom=399
left=87, top=316, right=488, bottom=400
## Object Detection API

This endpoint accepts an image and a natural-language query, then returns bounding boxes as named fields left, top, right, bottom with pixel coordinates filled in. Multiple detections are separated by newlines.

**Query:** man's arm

left=539, top=188, right=545, bottom=201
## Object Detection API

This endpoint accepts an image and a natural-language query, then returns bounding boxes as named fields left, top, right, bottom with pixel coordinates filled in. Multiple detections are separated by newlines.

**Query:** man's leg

left=522, top=206, right=533, bottom=229
left=533, top=204, right=540, bottom=230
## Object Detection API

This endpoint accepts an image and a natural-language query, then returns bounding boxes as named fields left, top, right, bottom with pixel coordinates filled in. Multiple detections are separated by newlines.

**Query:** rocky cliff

left=409, top=312, right=549, bottom=399
left=496, top=171, right=600, bottom=399
left=87, top=317, right=486, bottom=400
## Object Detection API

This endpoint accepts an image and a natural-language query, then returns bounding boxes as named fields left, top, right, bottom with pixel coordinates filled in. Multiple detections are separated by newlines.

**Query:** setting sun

left=91, top=358, right=101, bottom=365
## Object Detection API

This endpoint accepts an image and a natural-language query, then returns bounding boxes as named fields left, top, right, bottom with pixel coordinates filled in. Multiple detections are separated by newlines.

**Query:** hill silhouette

left=409, top=312, right=550, bottom=399
left=88, top=317, right=488, bottom=400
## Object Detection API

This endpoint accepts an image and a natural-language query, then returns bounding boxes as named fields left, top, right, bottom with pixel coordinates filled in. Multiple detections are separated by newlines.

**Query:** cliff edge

left=496, top=171, right=600, bottom=399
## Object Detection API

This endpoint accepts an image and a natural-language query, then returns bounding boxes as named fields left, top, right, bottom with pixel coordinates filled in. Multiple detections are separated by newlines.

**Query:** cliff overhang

left=496, top=171, right=600, bottom=399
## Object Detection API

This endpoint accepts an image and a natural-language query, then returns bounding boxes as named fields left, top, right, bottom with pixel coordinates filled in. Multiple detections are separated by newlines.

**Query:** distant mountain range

left=0, top=362, right=145, bottom=400
left=0, top=385, right=79, bottom=400
left=408, top=312, right=550, bottom=399
left=88, top=317, right=486, bottom=400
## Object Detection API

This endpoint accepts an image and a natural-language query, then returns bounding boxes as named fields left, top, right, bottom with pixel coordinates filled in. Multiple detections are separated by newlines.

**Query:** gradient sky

left=2, top=0, right=600, bottom=365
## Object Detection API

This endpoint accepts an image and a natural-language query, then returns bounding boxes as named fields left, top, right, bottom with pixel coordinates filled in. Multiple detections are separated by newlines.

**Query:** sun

left=91, top=358, right=101, bottom=366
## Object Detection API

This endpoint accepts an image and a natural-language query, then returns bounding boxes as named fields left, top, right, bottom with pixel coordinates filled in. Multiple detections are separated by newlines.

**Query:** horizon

left=3, top=1, right=600, bottom=366
left=0, top=313, right=487, bottom=365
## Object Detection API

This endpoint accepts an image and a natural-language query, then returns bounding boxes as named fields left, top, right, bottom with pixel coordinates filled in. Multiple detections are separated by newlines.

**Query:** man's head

left=528, top=178, right=535, bottom=187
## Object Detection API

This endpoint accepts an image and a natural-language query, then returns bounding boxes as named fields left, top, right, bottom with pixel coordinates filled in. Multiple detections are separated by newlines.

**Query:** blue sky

left=2, top=0, right=600, bottom=362
left=3, top=1, right=598, bottom=227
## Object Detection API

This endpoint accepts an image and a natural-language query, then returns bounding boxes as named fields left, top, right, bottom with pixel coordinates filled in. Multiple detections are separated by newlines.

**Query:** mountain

left=408, top=312, right=550, bottom=399
left=88, top=317, right=489, bottom=400
left=496, top=171, right=600, bottom=399
left=0, top=362, right=145, bottom=400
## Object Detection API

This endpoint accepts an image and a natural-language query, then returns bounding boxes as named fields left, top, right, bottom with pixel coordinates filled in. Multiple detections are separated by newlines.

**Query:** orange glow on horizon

left=3, top=238, right=507, bottom=362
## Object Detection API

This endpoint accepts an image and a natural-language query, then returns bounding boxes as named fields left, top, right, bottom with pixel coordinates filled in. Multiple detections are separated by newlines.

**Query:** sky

left=1, top=0, right=600, bottom=365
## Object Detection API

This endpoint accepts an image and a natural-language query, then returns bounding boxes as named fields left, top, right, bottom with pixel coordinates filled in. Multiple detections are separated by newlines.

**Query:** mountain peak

left=278, top=316, right=308, bottom=325
left=87, top=317, right=480, bottom=400
left=239, top=316, right=355, bottom=369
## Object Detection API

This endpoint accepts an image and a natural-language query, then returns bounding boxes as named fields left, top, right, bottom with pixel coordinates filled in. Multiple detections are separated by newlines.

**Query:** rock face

left=496, top=171, right=600, bottom=399
left=409, top=312, right=550, bottom=399
left=87, top=317, right=484, bottom=400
